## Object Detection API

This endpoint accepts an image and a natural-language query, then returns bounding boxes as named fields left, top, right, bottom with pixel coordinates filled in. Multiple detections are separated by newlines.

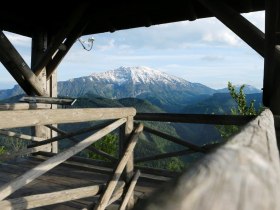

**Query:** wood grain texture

left=0, top=184, right=104, bottom=210
left=0, top=130, right=44, bottom=141
left=94, top=123, right=143, bottom=210
left=0, top=103, right=51, bottom=110
left=0, top=108, right=136, bottom=129
left=0, top=118, right=126, bottom=201
left=133, top=109, right=280, bottom=210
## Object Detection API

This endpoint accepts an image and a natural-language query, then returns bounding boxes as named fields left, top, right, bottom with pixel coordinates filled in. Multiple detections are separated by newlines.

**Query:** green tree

left=87, top=133, right=118, bottom=161
left=217, top=82, right=260, bottom=139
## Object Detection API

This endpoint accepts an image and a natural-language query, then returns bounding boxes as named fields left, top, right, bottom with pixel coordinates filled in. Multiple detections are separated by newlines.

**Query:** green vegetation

left=217, top=82, right=262, bottom=139
left=87, top=134, right=118, bottom=161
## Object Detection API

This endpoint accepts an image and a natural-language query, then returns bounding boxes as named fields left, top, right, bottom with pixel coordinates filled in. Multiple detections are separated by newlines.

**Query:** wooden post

left=31, top=32, right=58, bottom=152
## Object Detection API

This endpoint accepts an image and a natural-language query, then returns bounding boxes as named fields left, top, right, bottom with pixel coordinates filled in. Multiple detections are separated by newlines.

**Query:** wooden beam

left=46, top=19, right=89, bottom=79
left=32, top=2, right=90, bottom=74
left=0, top=108, right=136, bottom=129
left=0, top=130, right=43, bottom=141
left=198, top=0, right=265, bottom=57
left=0, top=118, right=127, bottom=201
left=119, top=170, right=141, bottom=210
left=0, top=31, right=47, bottom=96
left=0, top=184, right=104, bottom=209
left=94, top=123, right=143, bottom=210
left=135, top=149, right=195, bottom=163
left=46, top=125, right=117, bottom=162
left=135, top=113, right=255, bottom=125
left=133, top=109, right=280, bottom=210
left=20, top=96, right=77, bottom=105
left=263, top=0, right=280, bottom=113
left=0, top=103, right=51, bottom=110
left=143, top=126, right=204, bottom=152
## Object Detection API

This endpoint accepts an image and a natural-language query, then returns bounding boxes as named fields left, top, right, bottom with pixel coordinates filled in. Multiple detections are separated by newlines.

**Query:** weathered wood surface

left=0, top=130, right=43, bottom=141
left=135, top=113, right=255, bottom=125
left=0, top=108, right=136, bottom=129
left=0, top=31, right=47, bottom=96
left=20, top=96, right=76, bottom=105
left=94, top=123, right=143, bottom=210
left=133, top=109, right=280, bottom=210
left=119, top=170, right=141, bottom=210
left=0, top=103, right=51, bottom=110
left=0, top=184, right=104, bottom=210
left=0, top=118, right=126, bottom=201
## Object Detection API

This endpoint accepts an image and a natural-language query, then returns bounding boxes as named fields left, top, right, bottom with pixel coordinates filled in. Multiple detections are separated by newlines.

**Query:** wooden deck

left=0, top=154, right=168, bottom=210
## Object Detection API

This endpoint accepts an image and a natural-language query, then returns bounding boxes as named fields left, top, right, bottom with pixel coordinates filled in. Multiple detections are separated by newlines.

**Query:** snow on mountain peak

left=90, top=66, right=189, bottom=85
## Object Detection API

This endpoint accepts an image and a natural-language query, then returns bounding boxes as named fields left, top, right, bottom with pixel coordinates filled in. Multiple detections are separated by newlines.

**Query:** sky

left=0, top=11, right=264, bottom=90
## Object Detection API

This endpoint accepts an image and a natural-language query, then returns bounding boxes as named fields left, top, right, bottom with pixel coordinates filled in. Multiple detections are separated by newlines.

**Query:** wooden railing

left=132, top=109, right=280, bottom=210
left=0, top=107, right=141, bottom=210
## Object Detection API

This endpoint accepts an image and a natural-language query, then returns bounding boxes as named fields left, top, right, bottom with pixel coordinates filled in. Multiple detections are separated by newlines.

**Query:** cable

left=78, top=37, right=94, bottom=51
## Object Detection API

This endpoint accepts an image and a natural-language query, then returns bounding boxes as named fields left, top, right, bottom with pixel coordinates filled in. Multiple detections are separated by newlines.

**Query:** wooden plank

left=0, top=184, right=103, bottom=209
left=144, top=126, right=204, bottom=152
left=46, top=125, right=117, bottom=162
left=20, top=96, right=76, bottom=105
left=0, top=108, right=136, bottom=129
left=135, top=149, right=195, bottom=163
left=119, top=170, right=141, bottom=210
left=133, top=109, right=280, bottom=210
left=94, top=123, right=143, bottom=210
left=0, top=118, right=126, bottom=201
left=0, top=130, right=44, bottom=141
left=0, top=103, right=51, bottom=110
left=0, top=31, right=47, bottom=96
left=135, top=113, right=255, bottom=125
left=197, top=0, right=265, bottom=56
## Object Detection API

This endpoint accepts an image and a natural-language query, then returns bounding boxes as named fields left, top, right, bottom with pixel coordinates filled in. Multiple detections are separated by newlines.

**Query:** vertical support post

left=119, top=116, right=134, bottom=209
left=31, top=32, right=58, bottom=152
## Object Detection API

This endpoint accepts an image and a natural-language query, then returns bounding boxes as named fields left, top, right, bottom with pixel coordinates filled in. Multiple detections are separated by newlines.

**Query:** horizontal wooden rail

left=0, top=103, right=51, bottom=110
left=28, top=121, right=114, bottom=148
left=133, top=109, right=280, bottom=210
left=0, top=118, right=127, bottom=201
left=0, top=108, right=136, bottom=129
left=0, top=184, right=105, bottom=209
left=0, top=130, right=44, bottom=141
left=94, top=123, right=143, bottom=210
left=135, top=149, right=195, bottom=163
left=19, top=96, right=77, bottom=105
left=144, top=126, right=204, bottom=152
left=46, top=125, right=117, bottom=162
left=135, top=113, right=255, bottom=125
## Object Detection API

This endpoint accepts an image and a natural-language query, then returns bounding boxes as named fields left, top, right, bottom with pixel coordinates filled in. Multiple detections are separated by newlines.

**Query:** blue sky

left=0, top=11, right=264, bottom=90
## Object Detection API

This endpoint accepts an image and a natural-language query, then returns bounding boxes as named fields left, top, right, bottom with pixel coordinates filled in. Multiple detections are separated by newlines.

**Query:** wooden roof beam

left=198, top=0, right=265, bottom=57
left=46, top=19, right=89, bottom=79
left=0, top=31, right=47, bottom=96
left=32, top=2, right=90, bottom=75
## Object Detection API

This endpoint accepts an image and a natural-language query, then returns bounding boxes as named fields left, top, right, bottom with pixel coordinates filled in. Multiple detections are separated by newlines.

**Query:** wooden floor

left=0, top=155, right=170, bottom=210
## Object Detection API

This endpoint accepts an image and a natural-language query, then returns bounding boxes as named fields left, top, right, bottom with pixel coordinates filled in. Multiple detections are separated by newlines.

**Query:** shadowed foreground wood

left=133, top=109, right=280, bottom=210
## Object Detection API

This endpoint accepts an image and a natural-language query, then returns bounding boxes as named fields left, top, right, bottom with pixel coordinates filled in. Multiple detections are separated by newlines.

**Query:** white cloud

left=96, top=39, right=116, bottom=51
left=202, top=30, right=240, bottom=46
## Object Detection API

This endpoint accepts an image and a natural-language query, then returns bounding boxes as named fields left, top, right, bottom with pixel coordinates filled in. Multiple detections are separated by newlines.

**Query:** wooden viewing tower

left=0, top=0, right=279, bottom=209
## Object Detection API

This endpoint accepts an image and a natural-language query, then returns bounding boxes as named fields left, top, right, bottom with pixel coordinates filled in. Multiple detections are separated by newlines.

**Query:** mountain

left=217, top=85, right=262, bottom=94
left=0, top=66, right=216, bottom=112
left=59, top=66, right=216, bottom=112
left=182, top=92, right=262, bottom=114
